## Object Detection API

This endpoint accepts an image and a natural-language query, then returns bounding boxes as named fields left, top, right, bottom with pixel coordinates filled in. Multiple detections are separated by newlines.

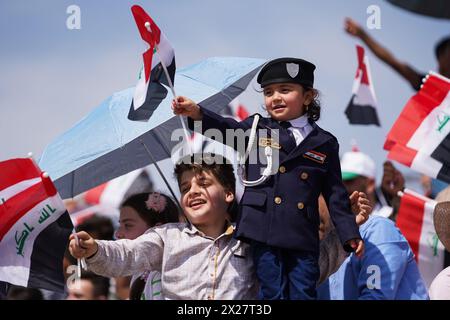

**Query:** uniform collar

left=286, top=114, right=309, bottom=129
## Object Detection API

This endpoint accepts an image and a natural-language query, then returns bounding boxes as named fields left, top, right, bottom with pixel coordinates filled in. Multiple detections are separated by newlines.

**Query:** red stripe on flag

left=0, top=181, right=50, bottom=241
left=356, top=45, right=369, bottom=85
left=131, top=5, right=162, bottom=82
left=384, top=74, right=449, bottom=151
left=396, top=193, right=426, bottom=262
left=0, top=158, right=41, bottom=192
left=84, top=182, right=108, bottom=205
left=387, top=143, right=418, bottom=167
left=236, top=105, right=249, bottom=121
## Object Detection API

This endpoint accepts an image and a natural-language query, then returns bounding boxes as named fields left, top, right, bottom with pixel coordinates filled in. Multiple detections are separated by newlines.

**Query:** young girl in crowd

left=116, top=192, right=179, bottom=300
left=172, top=57, right=364, bottom=299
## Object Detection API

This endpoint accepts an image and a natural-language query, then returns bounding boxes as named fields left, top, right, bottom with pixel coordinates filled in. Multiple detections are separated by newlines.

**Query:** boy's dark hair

left=174, top=153, right=238, bottom=221
left=121, top=193, right=180, bottom=227
left=435, top=36, right=450, bottom=59
left=305, top=87, right=321, bottom=121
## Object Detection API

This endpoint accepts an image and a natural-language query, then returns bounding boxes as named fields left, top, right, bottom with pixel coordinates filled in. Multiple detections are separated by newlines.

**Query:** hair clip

left=145, top=192, right=167, bottom=213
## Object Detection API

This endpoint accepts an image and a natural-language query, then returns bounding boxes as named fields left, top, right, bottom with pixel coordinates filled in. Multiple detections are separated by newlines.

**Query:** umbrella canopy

left=386, top=0, right=450, bottom=19
left=39, top=57, right=266, bottom=199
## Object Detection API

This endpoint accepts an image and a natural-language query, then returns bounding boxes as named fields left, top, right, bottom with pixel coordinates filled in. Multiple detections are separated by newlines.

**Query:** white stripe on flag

left=133, top=67, right=149, bottom=111
left=407, top=91, right=450, bottom=154
left=417, top=200, right=445, bottom=288
left=0, top=194, right=66, bottom=286
left=353, top=83, right=377, bottom=106
left=0, top=178, right=41, bottom=202
left=410, top=151, right=443, bottom=179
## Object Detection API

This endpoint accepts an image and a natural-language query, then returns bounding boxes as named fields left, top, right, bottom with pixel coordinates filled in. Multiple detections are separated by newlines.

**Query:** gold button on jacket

left=274, top=197, right=282, bottom=204
left=297, top=202, right=305, bottom=210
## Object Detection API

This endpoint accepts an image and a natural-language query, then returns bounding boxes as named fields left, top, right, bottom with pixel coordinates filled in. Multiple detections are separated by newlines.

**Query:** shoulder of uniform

left=314, top=123, right=338, bottom=142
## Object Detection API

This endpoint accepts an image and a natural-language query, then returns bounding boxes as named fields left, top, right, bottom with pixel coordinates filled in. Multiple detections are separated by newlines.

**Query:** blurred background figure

left=6, top=285, right=44, bottom=300
left=317, top=149, right=428, bottom=299
left=340, top=149, right=405, bottom=220
left=344, top=17, right=450, bottom=199
left=62, top=214, right=115, bottom=299
left=344, top=17, right=450, bottom=89
left=66, top=271, right=110, bottom=300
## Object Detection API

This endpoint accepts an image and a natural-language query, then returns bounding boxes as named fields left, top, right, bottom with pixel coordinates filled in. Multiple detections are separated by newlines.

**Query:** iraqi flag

left=128, top=5, right=176, bottom=121
left=0, top=158, right=73, bottom=292
left=345, top=45, right=381, bottom=126
left=396, top=189, right=445, bottom=288
left=384, top=72, right=450, bottom=183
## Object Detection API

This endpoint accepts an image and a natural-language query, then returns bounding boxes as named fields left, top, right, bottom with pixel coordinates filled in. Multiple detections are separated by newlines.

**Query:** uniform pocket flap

left=241, top=191, right=267, bottom=206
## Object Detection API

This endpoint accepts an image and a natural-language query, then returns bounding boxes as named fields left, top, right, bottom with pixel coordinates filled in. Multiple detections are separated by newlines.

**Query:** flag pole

left=144, top=22, right=192, bottom=155
left=140, top=140, right=182, bottom=211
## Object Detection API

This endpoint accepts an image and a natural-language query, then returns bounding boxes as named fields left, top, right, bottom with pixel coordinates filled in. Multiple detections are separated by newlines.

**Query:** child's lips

left=272, top=105, right=286, bottom=112
left=189, top=199, right=206, bottom=209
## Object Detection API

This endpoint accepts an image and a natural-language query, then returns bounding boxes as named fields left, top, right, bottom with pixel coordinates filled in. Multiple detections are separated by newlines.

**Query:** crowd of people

left=3, top=18, right=449, bottom=300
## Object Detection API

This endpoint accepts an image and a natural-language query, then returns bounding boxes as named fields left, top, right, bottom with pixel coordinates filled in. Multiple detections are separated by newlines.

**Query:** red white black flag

left=396, top=189, right=445, bottom=288
left=384, top=72, right=450, bottom=183
left=345, top=45, right=381, bottom=126
left=128, top=5, right=176, bottom=121
left=0, top=158, right=73, bottom=292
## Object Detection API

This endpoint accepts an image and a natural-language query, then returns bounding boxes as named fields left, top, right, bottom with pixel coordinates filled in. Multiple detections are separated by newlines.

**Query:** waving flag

left=0, top=158, right=73, bottom=292
left=396, top=189, right=445, bottom=288
left=345, top=45, right=380, bottom=126
left=128, top=5, right=176, bottom=121
left=384, top=72, right=450, bottom=183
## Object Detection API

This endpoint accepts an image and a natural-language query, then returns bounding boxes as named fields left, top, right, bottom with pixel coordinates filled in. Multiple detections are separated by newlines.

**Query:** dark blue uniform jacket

left=188, top=106, right=361, bottom=253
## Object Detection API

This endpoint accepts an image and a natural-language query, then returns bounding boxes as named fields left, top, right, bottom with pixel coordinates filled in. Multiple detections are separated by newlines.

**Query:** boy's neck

left=194, top=219, right=229, bottom=239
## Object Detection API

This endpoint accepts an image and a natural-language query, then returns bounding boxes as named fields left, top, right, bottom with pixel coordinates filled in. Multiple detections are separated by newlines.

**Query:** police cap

left=257, top=57, right=316, bottom=88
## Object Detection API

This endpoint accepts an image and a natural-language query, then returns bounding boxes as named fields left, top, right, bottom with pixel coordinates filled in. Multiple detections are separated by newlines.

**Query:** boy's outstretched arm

left=69, top=230, right=164, bottom=278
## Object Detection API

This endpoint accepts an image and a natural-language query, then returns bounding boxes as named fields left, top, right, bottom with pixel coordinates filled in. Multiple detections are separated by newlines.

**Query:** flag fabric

left=396, top=189, right=445, bottom=288
left=384, top=72, right=450, bottom=183
left=73, top=168, right=153, bottom=227
left=345, top=45, right=381, bottom=126
left=128, top=5, right=176, bottom=121
left=0, top=158, right=73, bottom=292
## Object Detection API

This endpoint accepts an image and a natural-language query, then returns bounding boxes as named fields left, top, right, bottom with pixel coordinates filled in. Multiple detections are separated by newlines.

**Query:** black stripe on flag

left=128, top=59, right=176, bottom=122
left=430, top=131, right=450, bottom=183
left=27, top=212, right=73, bottom=293
left=345, top=95, right=381, bottom=126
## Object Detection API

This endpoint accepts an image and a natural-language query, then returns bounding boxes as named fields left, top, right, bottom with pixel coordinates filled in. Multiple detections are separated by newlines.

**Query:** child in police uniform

left=172, top=57, right=364, bottom=300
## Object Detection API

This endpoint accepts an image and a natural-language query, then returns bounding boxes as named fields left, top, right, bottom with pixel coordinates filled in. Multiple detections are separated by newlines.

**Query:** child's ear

left=304, top=89, right=315, bottom=106
left=225, top=190, right=235, bottom=203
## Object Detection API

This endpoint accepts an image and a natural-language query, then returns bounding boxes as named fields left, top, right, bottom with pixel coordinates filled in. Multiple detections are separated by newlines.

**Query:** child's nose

left=115, top=229, right=124, bottom=240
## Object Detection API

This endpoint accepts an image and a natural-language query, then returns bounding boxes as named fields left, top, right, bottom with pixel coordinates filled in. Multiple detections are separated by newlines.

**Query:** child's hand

left=69, top=231, right=98, bottom=259
left=344, top=17, right=364, bottom=38
left=347, top=238, right=365, bottom=258
left=172, top=96, right=203, bottom=120
left=349, top=191, right=372, bottom=226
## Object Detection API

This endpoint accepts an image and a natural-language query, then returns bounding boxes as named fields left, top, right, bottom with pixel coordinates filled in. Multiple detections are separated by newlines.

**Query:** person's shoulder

left=361, top=215, right=405, bottom=242
left=312, top=122, right=337, bottom=139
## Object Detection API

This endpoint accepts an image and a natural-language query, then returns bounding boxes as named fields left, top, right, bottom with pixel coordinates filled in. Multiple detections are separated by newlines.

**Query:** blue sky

left=1, top=0, right=449, bottom=190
